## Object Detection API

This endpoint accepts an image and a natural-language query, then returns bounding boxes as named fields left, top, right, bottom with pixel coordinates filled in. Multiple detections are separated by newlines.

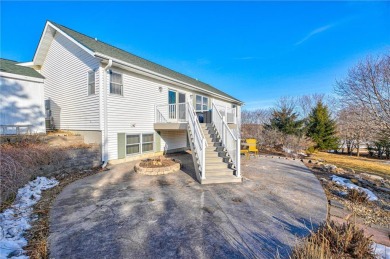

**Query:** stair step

left=206, top=166, right=229, bottom=173
left=206, top=150, right=226, bottom=154
left=206, top=171, right=235, bottom=176
left=201, top=175, right=242, bottom=184
left=191, top=123, right=241, bottom=184
left=206, top=158, right=232, bottom=163
left=205, top=153, right=225, bottom=158
left=205, top=138, right=220, bottom=142
left=206, top=155, right=229, bottom=161
left=206, top=163, right=226, bottom=168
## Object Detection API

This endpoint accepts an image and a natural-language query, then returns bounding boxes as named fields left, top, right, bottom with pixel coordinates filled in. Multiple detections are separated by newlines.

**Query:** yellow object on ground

left=246, top=139, right=259, bottom=156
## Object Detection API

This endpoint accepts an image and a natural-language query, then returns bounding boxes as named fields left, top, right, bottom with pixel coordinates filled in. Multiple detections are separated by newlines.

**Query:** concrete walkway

left=48, top=153, right=327, bottom=259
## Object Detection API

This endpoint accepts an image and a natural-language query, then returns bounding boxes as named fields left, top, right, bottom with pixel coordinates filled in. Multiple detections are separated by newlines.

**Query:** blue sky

left=1, top=1, right=389, bottom=109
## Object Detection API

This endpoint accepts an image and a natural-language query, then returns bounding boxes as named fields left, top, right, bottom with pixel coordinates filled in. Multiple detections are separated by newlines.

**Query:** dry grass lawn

left=311, top=152, right=390, bottom=177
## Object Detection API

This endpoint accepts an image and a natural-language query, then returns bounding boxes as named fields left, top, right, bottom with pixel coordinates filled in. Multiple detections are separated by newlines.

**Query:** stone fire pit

left=134, top=157, right=181, bottom=175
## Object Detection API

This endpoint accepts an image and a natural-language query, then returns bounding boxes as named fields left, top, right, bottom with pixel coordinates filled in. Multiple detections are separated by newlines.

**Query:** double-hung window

left=126, top=134, right=140, bottom=155
left=88, top=71, right=95, bottom=95
left=142, top=134, right=154, bottom=152
left=110, top=72, right=123, bottom=95
left=195, top=95, right=209, bottom=112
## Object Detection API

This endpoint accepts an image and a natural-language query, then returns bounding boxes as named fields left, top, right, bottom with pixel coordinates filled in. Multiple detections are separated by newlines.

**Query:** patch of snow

left=0, top=177, right=58, bottom=258
left=283, top=147, right=292, bottom=154
left=330, top=175, right=378, bottom=201
left=372, top=243, right=390, bottom=259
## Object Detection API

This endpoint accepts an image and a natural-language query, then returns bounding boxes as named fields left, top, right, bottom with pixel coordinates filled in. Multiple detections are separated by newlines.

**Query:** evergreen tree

left=306, top=101, right=338, bottom=150
left=267, top=106, right=304, bottom=136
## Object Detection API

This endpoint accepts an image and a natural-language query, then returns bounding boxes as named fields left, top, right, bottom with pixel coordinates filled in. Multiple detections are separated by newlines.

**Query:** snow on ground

left=373, top=243, right=390, bottom=259
left=330, top=175, right=378, bottom=201
left=0, top=177, right=58, bottom=259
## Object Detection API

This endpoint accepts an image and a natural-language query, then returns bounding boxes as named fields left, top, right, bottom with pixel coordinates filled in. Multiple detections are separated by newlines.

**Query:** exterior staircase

left=199, top=123, right=241, bottom=184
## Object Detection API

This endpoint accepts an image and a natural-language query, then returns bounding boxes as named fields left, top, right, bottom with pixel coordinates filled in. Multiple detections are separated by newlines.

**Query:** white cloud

left=295, top=23, right=334, bottom=46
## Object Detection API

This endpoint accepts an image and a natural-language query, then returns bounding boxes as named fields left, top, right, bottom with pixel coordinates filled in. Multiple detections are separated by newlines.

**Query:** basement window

left=126, top=134, right=140, bottom=155
left=142, top=133, right=154, bottom=152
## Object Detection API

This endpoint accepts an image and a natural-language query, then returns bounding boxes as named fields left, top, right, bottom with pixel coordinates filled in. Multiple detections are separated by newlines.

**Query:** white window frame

left=87, top=70, right=95, bottom=95
left=110, top=71, right=123, bottom=96
left=142, top=133, right=155, bottom=153
left=126, top=134, right=141, bottom=155
left=195, top=94, right=209, bottom=112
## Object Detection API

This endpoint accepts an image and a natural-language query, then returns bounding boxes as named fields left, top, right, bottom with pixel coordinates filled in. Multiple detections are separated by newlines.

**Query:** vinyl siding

left=212, top=98, right=232, bottom=109
left=41, top=32, right=100, bottom=130
left=0, top=76, right=45, bottom=133
left=104, top=67, right=194, bottom=160
left=160, top=130, right=188, bottom=152
left=103, top=66, right=241, bottom=160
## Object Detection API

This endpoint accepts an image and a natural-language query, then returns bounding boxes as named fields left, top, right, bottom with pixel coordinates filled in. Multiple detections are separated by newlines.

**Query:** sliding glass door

left=168, top=90, right=177, bottom=121
left=168, top=90, right=186, bottom=121
left=178, top=92, right=186, bottom=121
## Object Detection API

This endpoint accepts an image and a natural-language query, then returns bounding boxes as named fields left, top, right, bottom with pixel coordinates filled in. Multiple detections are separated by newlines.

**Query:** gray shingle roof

left=0, top=58, right=44, bottom=79
left=49, top=21, right=241, bottom=103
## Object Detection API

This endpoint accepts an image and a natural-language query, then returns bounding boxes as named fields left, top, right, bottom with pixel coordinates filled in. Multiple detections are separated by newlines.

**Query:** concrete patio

left=48, top=153, right=327, bottom=258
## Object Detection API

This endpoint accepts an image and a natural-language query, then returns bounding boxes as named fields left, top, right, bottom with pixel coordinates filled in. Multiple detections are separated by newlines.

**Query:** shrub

left=291, top=221, right=375, bottom=259
left=0, top=142, right=68, bottom=206
left=306, top=146, right=316, bottom=155
left=347, top=189, right=369, bottom=204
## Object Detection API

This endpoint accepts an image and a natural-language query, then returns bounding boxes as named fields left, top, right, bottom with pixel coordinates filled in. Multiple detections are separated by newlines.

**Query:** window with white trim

left=110, top=72, right=123, bottom=95
left=126, top=134, right=140, bottom=155
left=195, top=95, right=209, bottom=111
left=88, top=71, right=95, bottom=95
left=142, top=133, right=154, bottom=152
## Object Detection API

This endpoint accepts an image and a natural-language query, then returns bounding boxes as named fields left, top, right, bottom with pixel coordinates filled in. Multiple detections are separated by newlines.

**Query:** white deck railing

left=214, top=104, right=237, bottom=124
left=155, top=102, right=207, bottom=180
left=186, top=102, right=207, bottom=180
left=0, top=125, right=33, bottom=135
left=155, top=103, right=187, bottom=123
left=212, top=103, right=240, bottom=177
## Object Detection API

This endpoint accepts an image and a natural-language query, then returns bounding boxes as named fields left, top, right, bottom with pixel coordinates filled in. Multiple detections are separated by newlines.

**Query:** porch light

left=159, top=86, right=163, bottom=92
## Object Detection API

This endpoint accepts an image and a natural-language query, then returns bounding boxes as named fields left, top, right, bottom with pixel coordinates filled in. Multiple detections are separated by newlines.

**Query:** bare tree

left=297, top=93, right=339, bottom=119
left=275, top=96, right=297, bottom=113
left=336, top=53, right=390, bottom=132
left=241, top=108, right=271, bottom=144
left=337, top=105, right=375, bottom=156
left=297, top=94, right=325, bottom=118
left=241, top=109, right=271, bottom=125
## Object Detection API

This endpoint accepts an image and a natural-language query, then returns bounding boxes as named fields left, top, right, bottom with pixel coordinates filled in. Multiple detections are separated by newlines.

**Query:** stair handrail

left=212, top=102, right=240, bottom=177
left=187, top=102, right=208, bottom=142
left=187, top=102, right=207, bottom=179
left=213, top=103, right=237, bottom=124
left=212, top=103, right=237, bottom=139
left=155, top=105, right=168, bottom=123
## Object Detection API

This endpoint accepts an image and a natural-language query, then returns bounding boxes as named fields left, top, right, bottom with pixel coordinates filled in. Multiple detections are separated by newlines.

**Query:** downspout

left=102, top=59, right=113, bottom=168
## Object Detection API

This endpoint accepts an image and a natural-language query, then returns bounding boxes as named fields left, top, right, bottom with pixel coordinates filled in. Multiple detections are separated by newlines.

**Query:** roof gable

left=0, top=58, right=44, bottom=79
left=45, top=21, right=241, bottom=103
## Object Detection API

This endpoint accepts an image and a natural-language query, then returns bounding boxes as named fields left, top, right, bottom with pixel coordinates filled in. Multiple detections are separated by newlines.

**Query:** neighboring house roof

left=0, top=58, right=45, bottom=79
left=48, top=21, right=242, bottom=103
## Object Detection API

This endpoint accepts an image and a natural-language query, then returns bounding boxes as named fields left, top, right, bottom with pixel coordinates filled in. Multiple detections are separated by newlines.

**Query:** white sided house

left=29, top=21, right=243, bottom=184
left=0, top=59, right=46, bottom=134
